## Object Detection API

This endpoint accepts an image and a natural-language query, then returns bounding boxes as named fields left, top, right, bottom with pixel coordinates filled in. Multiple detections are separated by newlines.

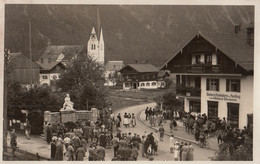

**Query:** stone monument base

left=60, top=110, right=77, bottom=123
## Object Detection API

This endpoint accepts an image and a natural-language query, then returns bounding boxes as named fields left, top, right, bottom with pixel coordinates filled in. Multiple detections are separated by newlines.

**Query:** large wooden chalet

left=161, top=28, right=254, bottom=129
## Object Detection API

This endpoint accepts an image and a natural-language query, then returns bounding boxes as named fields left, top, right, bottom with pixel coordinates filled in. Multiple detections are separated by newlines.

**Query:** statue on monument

left=60, top=94, right=75, bottom=111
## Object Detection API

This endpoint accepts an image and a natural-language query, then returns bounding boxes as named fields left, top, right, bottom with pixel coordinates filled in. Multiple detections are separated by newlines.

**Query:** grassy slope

left=108, top=89, right=172, bottom=111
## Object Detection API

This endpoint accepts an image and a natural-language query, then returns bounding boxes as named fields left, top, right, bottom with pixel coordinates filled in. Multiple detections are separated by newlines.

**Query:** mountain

left=4, top=5, right=254, bottom=67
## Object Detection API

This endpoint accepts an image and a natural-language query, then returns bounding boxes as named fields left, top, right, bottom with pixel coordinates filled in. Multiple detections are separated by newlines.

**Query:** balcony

left=186, top=64, right=220, bottom=73
left=176, top=86, right=201, bottom=97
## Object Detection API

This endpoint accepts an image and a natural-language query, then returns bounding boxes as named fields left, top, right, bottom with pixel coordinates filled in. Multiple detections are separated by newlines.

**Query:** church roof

left=37, top=45, right=84, bottom=70
left=161, top=31, right=254, bottom=72
left=105, top=61, right=124, bottom=71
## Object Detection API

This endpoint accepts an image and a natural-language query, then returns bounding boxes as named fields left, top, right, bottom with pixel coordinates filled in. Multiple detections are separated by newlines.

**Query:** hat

left=52, top=136, right=57, bottom=141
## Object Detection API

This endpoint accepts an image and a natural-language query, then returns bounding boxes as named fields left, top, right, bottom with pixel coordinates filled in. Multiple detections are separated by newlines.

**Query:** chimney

left=234, top=24, right=240, bottom=34
left=246, top=22, right=254, bottom=46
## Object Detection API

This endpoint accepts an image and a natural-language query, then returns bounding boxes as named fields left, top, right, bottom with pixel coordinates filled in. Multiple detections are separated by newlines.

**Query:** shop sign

left=127, top=79, right=132, bottom=81
left=206, top=92, right=240, bottom=102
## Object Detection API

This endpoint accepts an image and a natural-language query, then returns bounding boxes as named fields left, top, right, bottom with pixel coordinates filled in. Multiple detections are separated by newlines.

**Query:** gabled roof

left=105, top=61, right=124, bottom=72
left=10, top=52, right=41, bottom=69
left=161, top=31, right=254, bottom=72
left=120, top=64, right=159, bottom=73
left=158, top=70, right=170, bottom=78
left=37, top=45, right=85, bottom=70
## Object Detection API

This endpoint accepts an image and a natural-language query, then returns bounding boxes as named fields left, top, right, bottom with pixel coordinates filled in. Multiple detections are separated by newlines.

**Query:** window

left=226, top=79, right=240, bottom=92
left=152, top=82, right=157, bottom=86
left=52, top=75, right=57, bottom=80
left=208, top=101, right=218, bottom=120
left=176, top=75, right=180, bottom=86
left=41, top=58, right=44, bottom=63
left=206, top=79, right=219, bottom=91
left=141, top=83, right=145, bottom=86
left=205, top=54, right=212, bottom=64
left=42, top=75, right=48, bottom=79
left=195, top=55, right=201, bottom=64
left=146, top=83, right=150, bottom=86
left=91, top=44, right=96, bottom=50
left=48, top=58, right=51, bottom=63
left=189, top=101, right=201, bottom=113
left=125, top=82, right=130, bottom=88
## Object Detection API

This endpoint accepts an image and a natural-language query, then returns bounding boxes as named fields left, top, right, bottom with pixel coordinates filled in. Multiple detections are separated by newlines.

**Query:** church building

left=87, top=27, right=105, bottom=64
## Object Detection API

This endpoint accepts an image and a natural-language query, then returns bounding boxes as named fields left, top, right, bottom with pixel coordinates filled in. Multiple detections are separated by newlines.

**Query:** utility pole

left=3, top=49, right=10, bottom=153
left=29, top=19, right=32, bottom=88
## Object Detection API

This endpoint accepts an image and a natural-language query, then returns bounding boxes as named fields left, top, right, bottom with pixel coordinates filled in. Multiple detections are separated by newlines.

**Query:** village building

left=161, top=27, right=254, bottom=129
left=37, top=26, right=105, bottom=87
left=9, top=52, right=41, bottom=89
left=119, top=64, right=167, bottom=90
left=36, top=45, right=85, bottom=87
left=104, top=61, right=124, bottom=86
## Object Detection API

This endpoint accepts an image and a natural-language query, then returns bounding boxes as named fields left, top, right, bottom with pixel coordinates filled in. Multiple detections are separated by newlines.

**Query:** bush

left=28, top=111, right=44, bottom=135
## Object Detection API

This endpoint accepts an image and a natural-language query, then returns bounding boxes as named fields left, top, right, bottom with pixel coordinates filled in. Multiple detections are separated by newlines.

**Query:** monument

left=44, top=94, right=99, bottom=123
left=60, top=94, right=77, bottom=122
left=60, top=94, right=75, bottom=111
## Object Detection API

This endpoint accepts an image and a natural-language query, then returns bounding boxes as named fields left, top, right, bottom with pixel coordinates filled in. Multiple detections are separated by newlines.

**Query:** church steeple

left=99, top=28, right=104, bottom=41
left=89, top=27, right=97, bottom=40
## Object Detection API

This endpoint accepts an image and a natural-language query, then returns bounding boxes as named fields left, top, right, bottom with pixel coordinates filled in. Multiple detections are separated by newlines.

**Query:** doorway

left=195, top=77, right=201, bottom=88
left=227, top=103, right=239, bottom=128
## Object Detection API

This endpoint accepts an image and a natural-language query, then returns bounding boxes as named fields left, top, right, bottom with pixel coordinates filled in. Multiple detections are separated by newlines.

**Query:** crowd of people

left=182, top=112, right=253, bottom=149
left=48, top=120, right=113, bottom=161
left=169, top=135, right=194, bottom=161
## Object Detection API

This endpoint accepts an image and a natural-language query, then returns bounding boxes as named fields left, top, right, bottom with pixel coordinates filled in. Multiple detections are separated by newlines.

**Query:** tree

left=213, top=136, right=253, bottom=161
left=162, top=91, right=182, bottom=111
left=57, top=55, right=109, bottom=110
left=107, top=70, right=121, bottom=86
left=7, top=82, right=63, bottom=134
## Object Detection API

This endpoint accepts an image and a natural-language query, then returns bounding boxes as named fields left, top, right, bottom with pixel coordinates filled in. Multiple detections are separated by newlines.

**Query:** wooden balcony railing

left=186, top=64, right=220, bottom=73
left=176, top=86, right=201, bottom=97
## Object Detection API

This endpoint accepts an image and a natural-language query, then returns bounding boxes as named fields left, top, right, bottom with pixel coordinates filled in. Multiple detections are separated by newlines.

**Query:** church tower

left=87, top=7, right=104, bottom=65
left=87, top=27, right=99, bottom=62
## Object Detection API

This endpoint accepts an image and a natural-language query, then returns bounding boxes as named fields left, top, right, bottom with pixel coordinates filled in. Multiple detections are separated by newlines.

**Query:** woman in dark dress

left=50, top=138, right=57, bottom=160
left=47, top=125, right=52, bottom=144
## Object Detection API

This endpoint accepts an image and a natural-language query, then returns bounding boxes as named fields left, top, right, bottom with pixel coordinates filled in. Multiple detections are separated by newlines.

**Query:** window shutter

left=238, top=80, right=241, bottom=92
left=216, top=79, right=219, bottom=91
left=226, top=79, right=230, bottom=92
left=206, top=79, right=209, bottom=90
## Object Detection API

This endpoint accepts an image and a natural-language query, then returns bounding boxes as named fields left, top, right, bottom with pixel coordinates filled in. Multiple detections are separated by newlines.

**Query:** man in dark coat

left=117, top=113, right=122, bottom=127
left=96, top=145, right=106, bottom=161
left=46, top=124, right=52, bottom=144
left=145, top=107, right=149, bottom=120
left=99, top=133, right=106, bottom=148
left=10, top=129, right=17, bottom=158
left=54, top=141, right=63, bottom=161
left=72, top=135, right=81, bottom=155
left=82, top=125, right=90, bottom=143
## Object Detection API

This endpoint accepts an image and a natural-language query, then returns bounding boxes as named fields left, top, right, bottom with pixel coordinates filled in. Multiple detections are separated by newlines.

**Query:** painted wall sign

left=206, top=92, right=240, bottom=102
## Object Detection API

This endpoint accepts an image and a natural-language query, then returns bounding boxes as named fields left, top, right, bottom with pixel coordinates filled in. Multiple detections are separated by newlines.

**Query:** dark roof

left=37, top=45, right=85, bottom=70
left=10, top=52, right=41, bottom=69
left=161, top=31, right=254, bottom=72
left=104, top=61, right=124, bottom=71
left=158, top=70, right=170, bottom=78
left=121, top=64, right=159, bottom=73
